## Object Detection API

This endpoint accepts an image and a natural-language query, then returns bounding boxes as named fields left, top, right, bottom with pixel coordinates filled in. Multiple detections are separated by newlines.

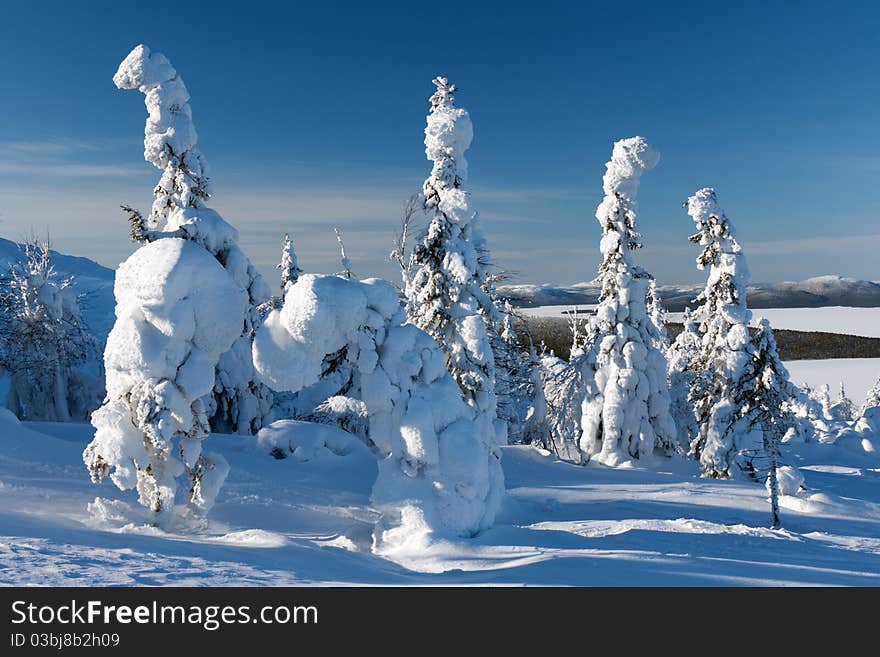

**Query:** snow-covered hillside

left=0, top=237, right=115, bottom=339
left=1, top=410, right=878, bottom=585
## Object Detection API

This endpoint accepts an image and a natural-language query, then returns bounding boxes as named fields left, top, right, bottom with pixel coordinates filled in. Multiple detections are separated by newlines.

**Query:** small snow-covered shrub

left=253, top=274, right=504, bottom=554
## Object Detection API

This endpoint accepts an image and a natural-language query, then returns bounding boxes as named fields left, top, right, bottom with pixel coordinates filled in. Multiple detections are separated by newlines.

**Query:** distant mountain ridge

left=499, top=275, right=880, bottom=310
left=0, top=237, right=115, bottom=338
left=2, top=236, right=878, bottom=332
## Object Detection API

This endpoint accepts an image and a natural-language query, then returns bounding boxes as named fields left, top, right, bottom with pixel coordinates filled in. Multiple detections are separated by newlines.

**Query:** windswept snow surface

left=1, top=410, right=879, bottom=586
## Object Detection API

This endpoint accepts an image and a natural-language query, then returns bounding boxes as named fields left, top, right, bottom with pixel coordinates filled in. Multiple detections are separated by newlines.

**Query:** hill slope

left=0, top=237, right=115, bottom=338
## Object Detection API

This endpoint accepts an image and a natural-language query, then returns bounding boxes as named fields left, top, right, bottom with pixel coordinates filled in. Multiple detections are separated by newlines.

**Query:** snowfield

left=1, top=412, right=878, bottom=586
left=524, top=305, right=880, bottom=338
left=785, top=359, right=880, bottom=403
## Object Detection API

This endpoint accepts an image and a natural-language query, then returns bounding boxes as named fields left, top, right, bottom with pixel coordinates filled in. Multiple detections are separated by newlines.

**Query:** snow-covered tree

left=490, top=300, right=544, bottom=444
left=252, top=274, right=504, bottom=555
left=860, top=377, right=879, bottom=417
left=403, top=77, right=500, bottom=438
left=107, top=44, right=273, bottom=436
left=646, top=279, right=669, bottom=352
left=744, top=319, right=795, bottom=527
left=667, top=307, right=701, bottom=449
left=578, top=137, right=677, bottom=465
left=334, top=228, right=354, bottom=280
left=830, top=382, right=857, bottom=423
left=685, top=189, right=810, bottom=476
left=0, top=238, right=102, bottom=421
left=83, top=45, right=257, bottom=519
left=278, top=233, right=303, bottom=292
left=684, top=188, right=760, bottom=477
left=538, top=354, right=586, bottom=462
left=855, top=377, right=880, bottom=438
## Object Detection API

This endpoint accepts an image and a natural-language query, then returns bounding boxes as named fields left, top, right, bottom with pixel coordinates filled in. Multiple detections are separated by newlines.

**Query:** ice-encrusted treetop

left=424, top=76, right=473, bottom=193
left=595, top=136, right=659, bottom=222
left=114, top=44, right=210, bottom=229
left=114, top=44, right=200, bottom=173
left=686, top=187, right=751, bottom=327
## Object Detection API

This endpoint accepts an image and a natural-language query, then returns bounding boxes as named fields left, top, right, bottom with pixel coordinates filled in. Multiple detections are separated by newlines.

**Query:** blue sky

left=1, top=0, right=879, bottom=288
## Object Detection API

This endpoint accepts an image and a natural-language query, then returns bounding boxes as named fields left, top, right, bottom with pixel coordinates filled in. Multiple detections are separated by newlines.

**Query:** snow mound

left=769, top=466, right=805, bottom=497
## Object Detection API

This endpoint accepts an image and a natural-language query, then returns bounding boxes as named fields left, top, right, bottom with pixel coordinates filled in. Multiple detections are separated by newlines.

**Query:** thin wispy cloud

left=0, top=138, right=104, bottom=154
left=0, top=138, right=147, bottom=180
left=0, top=162, right=147, bottom=178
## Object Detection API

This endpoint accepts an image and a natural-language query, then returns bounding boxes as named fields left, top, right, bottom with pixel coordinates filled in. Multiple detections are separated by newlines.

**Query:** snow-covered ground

left=785, top=358, right=880, bottom=402
left=2, top=410, right=878, bottom=586
left=523, top=305, right=880, bottom=338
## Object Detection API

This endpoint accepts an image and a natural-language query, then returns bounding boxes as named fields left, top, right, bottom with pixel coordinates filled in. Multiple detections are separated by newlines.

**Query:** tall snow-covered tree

left=684, top=188, right=809, bottom=476
left=278, top=233, right=303, bottom=292
left=108, top=44, right=273, bottom=436
left=0, top=238, right=102, bottom=421
left=578, top=137, right=677, bottom=465
left=403, top=76, right=500, bottom=436
left=84, top=45, right=255, bottom=519
left=685, top=188, right=759, bottom=476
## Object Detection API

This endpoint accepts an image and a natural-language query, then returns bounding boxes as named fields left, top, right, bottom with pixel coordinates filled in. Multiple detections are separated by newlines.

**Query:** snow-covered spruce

left=666, top=307, right=701, bottom=450
left=855, top=376, right=880, bottom=438
left=830, top=382, right=857, bottom=423
left=278, top=233, right=303, bottom=293
left=860, top=377, right=879, bottom=417
left=748, top=319, right=796, bottom=527
left=578, top=137, right=677, bottom=465
left=111, top=44, right=273, bottom=436
left=0, top=238, right=102, bottom=421
left=403, top=77, right=502, bottom=440
left=84, top=45, right=260, bottom=518
left=539, top=353, right=587, bottom=462
left=646, top=279, right=669, bottom=352
left=491, top=300, right=546, bottom=444
left=684, top=188, right=756, bottom=476
left=252, top=274, right=504, bottom=554
left=683, top=189, right=812, bottom=477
